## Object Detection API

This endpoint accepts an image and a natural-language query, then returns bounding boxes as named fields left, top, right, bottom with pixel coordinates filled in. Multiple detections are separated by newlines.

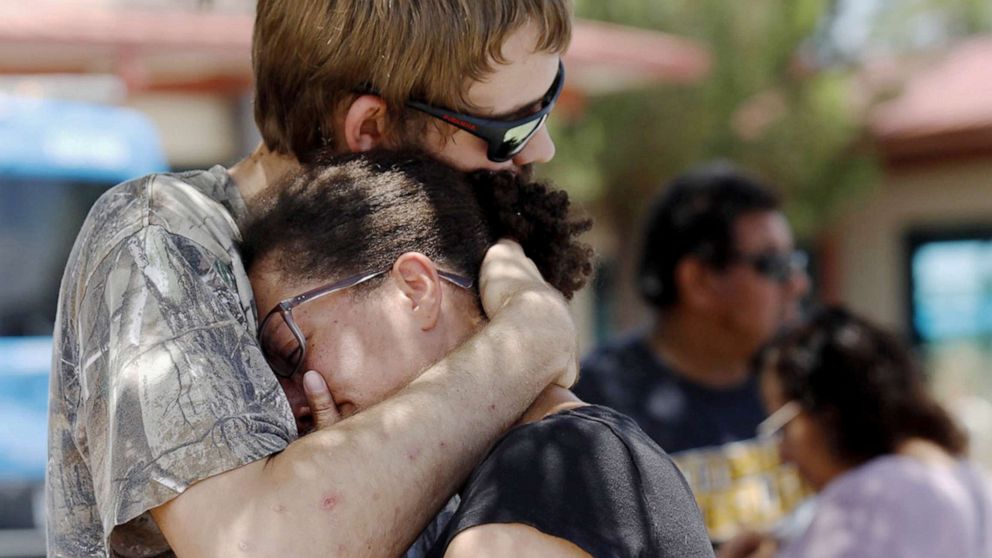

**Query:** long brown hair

left=764, top=306, right=968, bottom=464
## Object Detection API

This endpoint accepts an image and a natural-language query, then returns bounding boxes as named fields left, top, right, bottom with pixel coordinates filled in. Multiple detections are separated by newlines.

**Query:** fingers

left=479, top=239, right=547, bottom=318
left=480, top=239, right=579, bottom=390
left=303, top=370, right=341, bottom=430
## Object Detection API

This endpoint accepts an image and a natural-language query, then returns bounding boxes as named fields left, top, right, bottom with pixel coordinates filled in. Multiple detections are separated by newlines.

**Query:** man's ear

left=391, top=252, right=443, bottom=331
left=340, top=95, right=390, bottom=153
left=675, top=257, right=716, bottom=311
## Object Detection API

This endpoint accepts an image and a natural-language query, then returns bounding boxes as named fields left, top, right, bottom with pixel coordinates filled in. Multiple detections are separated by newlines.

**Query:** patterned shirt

left=46, top=167, right=297, bottom=557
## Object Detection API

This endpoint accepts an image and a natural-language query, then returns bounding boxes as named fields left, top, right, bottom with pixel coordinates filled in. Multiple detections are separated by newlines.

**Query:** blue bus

left=0, top=93, right=166, bottom=555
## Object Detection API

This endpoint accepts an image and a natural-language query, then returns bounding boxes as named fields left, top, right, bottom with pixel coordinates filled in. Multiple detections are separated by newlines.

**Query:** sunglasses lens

left=260, top=313, right=303, bottom=378
left=489, top=114, right=547, bottom=162
left=751, top=251, right=808, bottom=283
left=754, top=256, right=789, bottom=282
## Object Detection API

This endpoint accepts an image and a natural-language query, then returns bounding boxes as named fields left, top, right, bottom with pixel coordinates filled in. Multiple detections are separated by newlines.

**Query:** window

left=908, top=230, right=992, bottom=343
left=906, top=228, right=992, bottom=468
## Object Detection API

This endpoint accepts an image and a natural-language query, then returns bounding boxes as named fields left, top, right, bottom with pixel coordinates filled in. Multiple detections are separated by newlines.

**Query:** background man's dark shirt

left=575, top=335, right=765, bottom=453
left=575, top=335, right=808, bottom=542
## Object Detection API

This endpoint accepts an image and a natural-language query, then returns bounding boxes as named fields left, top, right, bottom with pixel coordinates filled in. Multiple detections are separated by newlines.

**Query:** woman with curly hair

left=721, top=307, right=992, bottom=558
left=241, top=151, right=715, bottom=558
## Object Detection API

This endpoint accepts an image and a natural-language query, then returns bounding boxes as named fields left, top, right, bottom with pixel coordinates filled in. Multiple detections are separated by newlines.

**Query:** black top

left=575, top=335, right=766, bottom=454
left=575, top=336, right=809, bottom=543
left=427, top=405, right=714, bottom=558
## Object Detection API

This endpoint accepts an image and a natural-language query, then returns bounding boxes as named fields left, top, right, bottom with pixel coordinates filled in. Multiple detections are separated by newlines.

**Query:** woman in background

left=721, top=306, right=992, bottom=558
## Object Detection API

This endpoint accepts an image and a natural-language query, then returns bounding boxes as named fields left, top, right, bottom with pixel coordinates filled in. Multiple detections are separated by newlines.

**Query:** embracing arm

left=445, top=524, right=592, bottom=558
left=151, top=241, right=578, bottom=557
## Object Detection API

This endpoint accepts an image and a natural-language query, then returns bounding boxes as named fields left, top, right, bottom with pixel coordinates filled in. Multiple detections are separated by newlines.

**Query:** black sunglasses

left=729, top=250, right=808, bottom=283
left=406, top=61, right=565, bottom=163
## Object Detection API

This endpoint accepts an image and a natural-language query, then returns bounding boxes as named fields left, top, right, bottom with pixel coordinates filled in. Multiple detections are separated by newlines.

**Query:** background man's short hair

left=637, top=161, right=781, bottom=309
left=252, top=0, right=572, bottom=161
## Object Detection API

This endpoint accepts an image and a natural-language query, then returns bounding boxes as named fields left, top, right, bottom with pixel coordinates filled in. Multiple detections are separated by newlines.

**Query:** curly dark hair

left=241, top=150, right=594, bottom=301
left=763, top=306, right=968, bottom=465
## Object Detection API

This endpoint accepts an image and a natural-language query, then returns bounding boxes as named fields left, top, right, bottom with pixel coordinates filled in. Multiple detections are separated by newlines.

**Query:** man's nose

left=511, top=126, right=556, bottom=166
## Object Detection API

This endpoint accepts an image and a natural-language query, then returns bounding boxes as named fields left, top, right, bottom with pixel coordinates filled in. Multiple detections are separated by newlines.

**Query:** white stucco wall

left=831, top=158, right=992, bottom=332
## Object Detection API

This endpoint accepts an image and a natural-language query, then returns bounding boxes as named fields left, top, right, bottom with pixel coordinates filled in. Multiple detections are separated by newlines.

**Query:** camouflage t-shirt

left=46, top=167, right=297, bottom=557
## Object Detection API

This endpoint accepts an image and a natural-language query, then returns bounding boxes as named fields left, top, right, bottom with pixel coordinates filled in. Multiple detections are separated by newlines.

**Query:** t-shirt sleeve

left=429, top=409, right=713, bottom=558
left=75, top=223, right=295, bottom=537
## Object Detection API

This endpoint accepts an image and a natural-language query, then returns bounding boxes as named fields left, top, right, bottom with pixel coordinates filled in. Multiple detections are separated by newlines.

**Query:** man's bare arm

left=444, top=524, right=593, bottom=558
left=151, top=241, right=577, bottom=557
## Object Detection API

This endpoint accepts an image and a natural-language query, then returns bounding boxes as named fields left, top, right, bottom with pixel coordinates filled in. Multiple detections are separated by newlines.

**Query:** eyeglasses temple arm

left=757, top=400, right=802, bottom=439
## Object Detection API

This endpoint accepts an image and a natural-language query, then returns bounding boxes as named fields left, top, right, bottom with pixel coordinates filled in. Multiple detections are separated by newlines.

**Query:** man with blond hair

left=46, top=1, right=576, bottom=556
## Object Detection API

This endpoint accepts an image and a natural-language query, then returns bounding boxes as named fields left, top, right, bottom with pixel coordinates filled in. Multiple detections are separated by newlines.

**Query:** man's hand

left=478, top=240, right=549, bottom=316
left=479, top=239, right=578, bottom=388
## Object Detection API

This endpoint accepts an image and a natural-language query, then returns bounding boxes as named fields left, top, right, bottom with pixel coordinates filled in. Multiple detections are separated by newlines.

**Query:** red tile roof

left=869, top=36, right=992, bottom=163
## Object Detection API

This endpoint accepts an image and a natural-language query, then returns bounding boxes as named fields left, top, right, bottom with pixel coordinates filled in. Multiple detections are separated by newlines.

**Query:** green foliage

left=545, top=0, right=880, bottom=237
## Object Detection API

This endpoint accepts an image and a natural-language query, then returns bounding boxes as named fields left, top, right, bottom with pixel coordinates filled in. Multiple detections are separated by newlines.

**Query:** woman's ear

left=339, top=95, right=390, bottom=153
left=391, top=252, right=443, bottom=331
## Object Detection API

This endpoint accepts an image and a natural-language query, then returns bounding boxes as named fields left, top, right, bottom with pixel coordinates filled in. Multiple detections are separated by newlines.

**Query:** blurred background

left=1, top=0, right=990, bottom=555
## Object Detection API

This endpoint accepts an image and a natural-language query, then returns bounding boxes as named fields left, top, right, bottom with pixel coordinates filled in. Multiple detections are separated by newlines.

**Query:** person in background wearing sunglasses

left=574, top=162, right=812, bottom=545
left=244, top=150, right=715, bottom=558
left=47, top=2, right=580, bottom=557
left=719, top=306, right=991, bottom=558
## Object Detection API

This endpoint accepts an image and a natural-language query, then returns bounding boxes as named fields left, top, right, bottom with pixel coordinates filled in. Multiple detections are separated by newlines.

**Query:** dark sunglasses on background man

left=729, top=250, right=808, bottom=283
left=406, top=61, right=565, bottom=163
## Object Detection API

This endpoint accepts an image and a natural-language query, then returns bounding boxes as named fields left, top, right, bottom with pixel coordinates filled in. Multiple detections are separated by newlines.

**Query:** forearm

left=156, top=291, right=573, bottom=557
left=267, top=291, right=570, bottom=554
left=446, top=524, right=593, bottom=558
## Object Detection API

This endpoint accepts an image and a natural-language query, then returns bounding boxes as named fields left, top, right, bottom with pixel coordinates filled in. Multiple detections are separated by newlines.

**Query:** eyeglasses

left=757, top=400, right=802, bottom=439
left=405, top=61, right=565, bottom=163
left=258, top=269, right=474, bottom=378
left=730, top=250, right=808, bottom=283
